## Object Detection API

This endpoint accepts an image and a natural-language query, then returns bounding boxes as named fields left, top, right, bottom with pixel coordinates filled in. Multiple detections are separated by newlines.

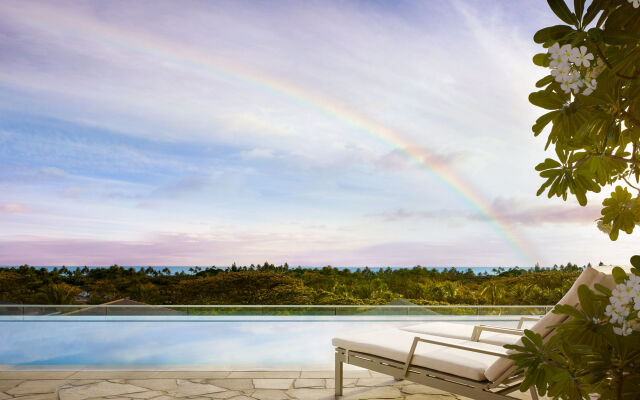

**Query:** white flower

left=560, top=80, right=575, bottom=93
left=612, top=287, right=631, bottom=303
left=582, top=78, right=597, bottom=95
left=547, top=43, right=561, bottom=57
left=605, top=304, right=622, bottom=323
left=613, top=325, right=633, bottom=336
left=628, top=274, right=640, bottom=285
left=628, top=0, right=640, bottom=9
left=559, top=44, right=573, bottom=63
left=570, top=46, right=594, bottom=67
left=550, top=63, right=572, bottom=82
left=550, top=54, right=567, bottom=69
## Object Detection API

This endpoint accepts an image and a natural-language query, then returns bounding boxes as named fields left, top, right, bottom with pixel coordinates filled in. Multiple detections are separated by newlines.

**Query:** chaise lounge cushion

left=400, top=321, right=534, bottom=346
left=332, top=329, right=506, bottom=381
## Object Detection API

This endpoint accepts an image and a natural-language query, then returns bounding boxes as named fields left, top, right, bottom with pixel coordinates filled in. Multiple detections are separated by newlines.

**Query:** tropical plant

left=480, top=281, right=506, bottom=304
left=530, top=0, right=640, bottom=240
left=33, top=283, right=80, bottom=304
left=506, top=257, right=640, bottom=399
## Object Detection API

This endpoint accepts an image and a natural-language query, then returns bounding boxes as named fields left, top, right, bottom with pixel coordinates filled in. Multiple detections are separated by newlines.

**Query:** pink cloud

left=0, top=232, right=517, bottom=267
left=0, top=234, right=248, bottom=266
left=373, top=199, right=600, bottom=227
left=0, top=204, right=27, bottom=213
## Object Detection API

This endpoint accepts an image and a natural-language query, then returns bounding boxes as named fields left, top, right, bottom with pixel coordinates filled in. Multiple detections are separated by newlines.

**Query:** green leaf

left=524, top=329, right=543, bottom=348
left=631, top=255, right=640, bottom=269
left=582, top=0, right=603, bottom=27
left=594, top=283, right=611, bottom=296
left=573, top=0, right=584, bottom=23
left=553, top=304, right=584, bottom=319
left=537, top=177, right=555, bottom=196
left=601, top=186, right=640, bottom=240
left=611, top=266, right=628, bottom=284
left=547, top=0, right=579, bottom=26
left=533, top=25, right=574, bottom=43
left=529, top=90, right=565, bottom=110
left=533, top=53, right=550, bottom=67
left=602, top=29, right=640, bottom=45
left=575, top=187, right=587, bottom=206
left=535, top=75, right=555, bottom=88
left=577, top=284, right=594, bottom=316
left=536, top=158, right=562, bottom=171
left=532, top=111, right=559, bottom=136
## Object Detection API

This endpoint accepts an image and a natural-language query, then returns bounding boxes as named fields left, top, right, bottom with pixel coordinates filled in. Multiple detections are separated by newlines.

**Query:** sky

left=0, top=0, right=637, bottom=267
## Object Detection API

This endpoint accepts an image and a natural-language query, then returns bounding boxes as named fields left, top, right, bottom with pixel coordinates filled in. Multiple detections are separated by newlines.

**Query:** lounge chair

left=332, top=267, right=615, bottom=399
left=399, top=316, right=540, bottom=346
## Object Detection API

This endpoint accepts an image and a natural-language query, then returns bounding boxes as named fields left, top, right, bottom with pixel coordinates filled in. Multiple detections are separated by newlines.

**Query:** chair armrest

left=517, top=316, right=542, bottom=329
left=401, top=336, right=509, bottom=378
left=470, top=325, right=524, bottom=341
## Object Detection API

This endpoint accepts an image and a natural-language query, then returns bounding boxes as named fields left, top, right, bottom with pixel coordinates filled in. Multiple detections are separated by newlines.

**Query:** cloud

left=239, top=148, right=274, bottom=160
left=150, top=175, right=211, bottom=199
left=485, top=198, right=600, bottom=226
left=37, top=166, right=65, bottom=178
left=0, top=203, right=27, bottom=213
left=373, top=198, right=601, bottom=227
left=376, top=147, right=473, bottom=171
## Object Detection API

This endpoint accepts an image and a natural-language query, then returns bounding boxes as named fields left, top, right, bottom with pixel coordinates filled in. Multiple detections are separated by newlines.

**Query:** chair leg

left=529, top=387, right=539, bottom=400
left=335, top=352, right=343, bottom=397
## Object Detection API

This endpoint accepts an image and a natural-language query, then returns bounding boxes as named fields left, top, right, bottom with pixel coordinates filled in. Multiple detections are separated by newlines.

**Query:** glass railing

left=0, top=304, right=553, bottom=321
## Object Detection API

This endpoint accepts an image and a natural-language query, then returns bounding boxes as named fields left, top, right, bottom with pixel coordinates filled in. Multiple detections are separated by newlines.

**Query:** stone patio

left=0, top=370, right=541, bottom=400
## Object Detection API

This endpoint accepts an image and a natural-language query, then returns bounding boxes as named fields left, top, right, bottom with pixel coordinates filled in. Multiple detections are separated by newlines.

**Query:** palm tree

left=480, top=282, right=506, bottom=305
left=34, top=283, right=80, bottom=304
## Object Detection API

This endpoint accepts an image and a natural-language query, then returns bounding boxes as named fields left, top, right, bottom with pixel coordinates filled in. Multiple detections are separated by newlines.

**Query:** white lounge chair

left=332, top=267, right=615, bottom=399
left=399, top=316, right=540, bottom=346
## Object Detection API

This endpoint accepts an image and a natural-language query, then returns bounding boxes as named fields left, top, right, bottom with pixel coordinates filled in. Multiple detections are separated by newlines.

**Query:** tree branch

left=622, top=175, right=640, bottom=193
left=621, top=111, right=640, bottom=129
left=591, top=41, right=640, bottom=81
left=570, top=153, right=640, bottom=170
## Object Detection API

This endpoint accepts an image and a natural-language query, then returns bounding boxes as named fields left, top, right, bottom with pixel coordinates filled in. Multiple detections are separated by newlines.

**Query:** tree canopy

left=530, top=0, right=640, bottom=240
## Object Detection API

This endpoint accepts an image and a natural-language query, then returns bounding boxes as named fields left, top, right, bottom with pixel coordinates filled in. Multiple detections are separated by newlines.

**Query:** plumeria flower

left=612, top=287, right=631, bottom=303
left=547, top=42, right=561, bottom=57
left=605, top=304, right=623, bottom=322
left=549, top=54, right=567, bottom=68
left=621, top=283, right=635, bottom=298
left=559, top=44, right=573, bottom=63
left=613, top=325, right=633, bottom=336
left=560, top=80, right=574, bottom=93
left=570, top=46, right=594, bottom=67
left=553, top=65, right=572, bottom=83
left=582, top=78, right=597, bottom=95
left=629, top=0, right=640, bottom=9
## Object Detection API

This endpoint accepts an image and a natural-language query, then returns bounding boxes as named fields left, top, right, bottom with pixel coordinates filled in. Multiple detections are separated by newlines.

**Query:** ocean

left=0, top=265, right=535, bottom=275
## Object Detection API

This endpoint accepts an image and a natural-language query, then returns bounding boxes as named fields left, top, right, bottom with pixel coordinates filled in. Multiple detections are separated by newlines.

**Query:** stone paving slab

left=0, top=370, right=544, bottom=400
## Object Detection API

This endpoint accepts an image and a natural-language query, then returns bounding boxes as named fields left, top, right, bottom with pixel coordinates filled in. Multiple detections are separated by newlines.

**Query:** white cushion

left=332, top=329, right=505, bottom=381
left=400, top=322, right=528, bottom=346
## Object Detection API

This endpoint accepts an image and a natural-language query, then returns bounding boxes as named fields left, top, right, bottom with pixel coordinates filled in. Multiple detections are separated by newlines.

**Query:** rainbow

left=6, top=3, right=538, bottom=264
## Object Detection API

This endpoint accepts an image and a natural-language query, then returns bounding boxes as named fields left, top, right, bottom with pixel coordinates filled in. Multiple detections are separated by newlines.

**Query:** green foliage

left=33, top=283, right=80, bottom=305
left=531, top=0, right=640, bottom=240
left=507, top=260, right=640, bottom=399
left=0, top=263, right=585, bottom=306
left=600, top=186, right=640, bottom=239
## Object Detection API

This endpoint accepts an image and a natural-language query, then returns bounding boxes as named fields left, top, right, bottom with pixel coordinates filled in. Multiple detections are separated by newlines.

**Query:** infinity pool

left=0, top=315, right=533, bottom=367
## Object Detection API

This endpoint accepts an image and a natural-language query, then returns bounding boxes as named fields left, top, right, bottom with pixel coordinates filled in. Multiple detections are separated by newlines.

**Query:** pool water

left=0, top=318, right=523, bottom=367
